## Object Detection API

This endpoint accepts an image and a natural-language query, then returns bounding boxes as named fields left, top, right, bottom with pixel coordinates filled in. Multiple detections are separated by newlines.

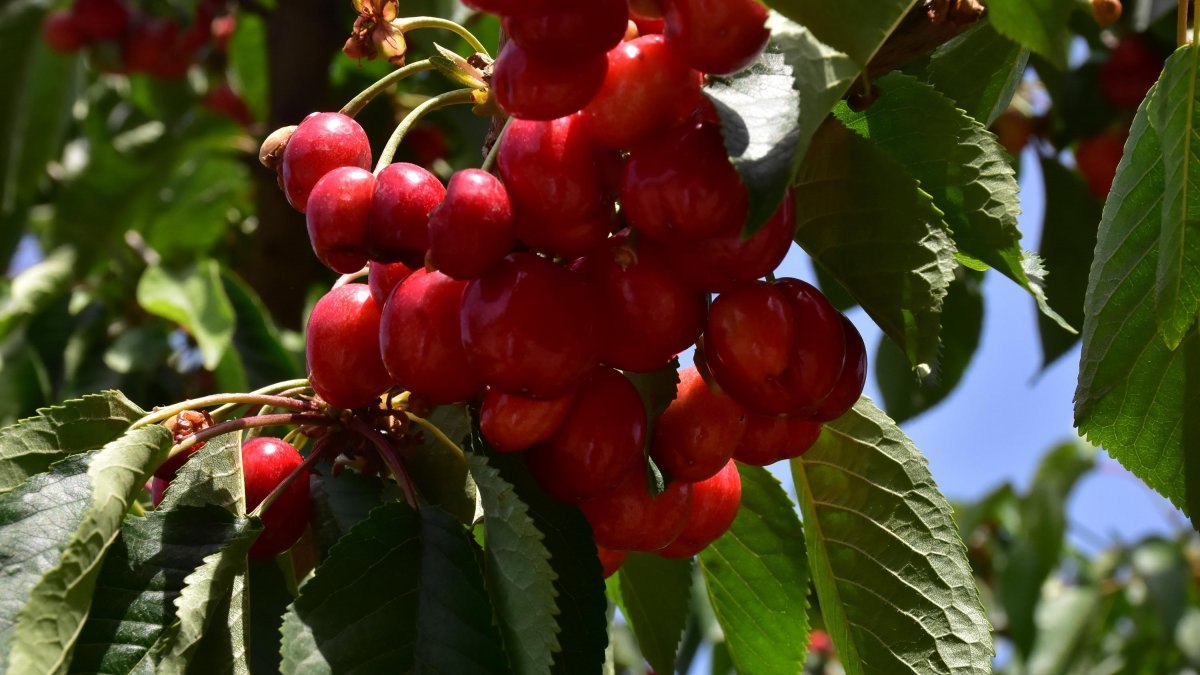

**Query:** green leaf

left=228, top=12, right=268, bottom=123
left=1037, top=158, right=1102, bottom=367
left=791, top=399, right=993, bottom=675
left=0, top=335, right=51, bottom=430
left=794, top=119, right=957, bottom=371
left=925, top=20, right=1028, bottom=125
left=280, top=503, right=507, bottom=674
left=1075, top=86, right=1200, bottom=520
left=1153, top=43, right=1200, bottom=348
left=408, top=405, right=478, bottom=524
left=137, top=261, right=236, bottom=371
left=158, top=430, right=245, bottom=515
left=246, top=558, right=295, bottom=675
left=0, top=247, right=76, bottom=342
left=1131, top=538, right=1190, bottom=634
left=2, top=425, right=172, bottom=675
left=308, top=464, right=391, bottom=558
left=1024, top=586, right=1107, bottom=675
left=616, top=554, right=692, bottom=675
left=705, top=52, right=800, bottom=234
left=222, top=271, right=300, bottom=388
left=699, top=464, right=811, bottom=675
left=67, top=506, right=254, bottom=674
left=836, top=72, right=1072, bottom=333
left=765, top=0, right=916, bottom=67
left=0, top=389, right=144, bottom=494
left=984, top=0, right=1074, bottom=67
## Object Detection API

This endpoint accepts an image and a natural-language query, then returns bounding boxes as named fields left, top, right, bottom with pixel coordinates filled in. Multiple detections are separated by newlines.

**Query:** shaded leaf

left=765, top=0, right=916, bottom=67
left=617, top=554, right=692, bottom=675
left=228, top=13, right=268, bottom=123
left=222, top=271, right=299, bottom=388
left=0, top=247, right=76, bottom=342
left=158, top=431, right=245, bottom=515
left=137, top=261, right=235, bottom=371
left=408, top=405, right=477, bottom=524
left=925, top=20, right=1029, bottom=125
left=308, top=464, right=390, bottom=558
left=246, top=558, right=295, bottom=675
left=985, top=0, right=1074, bottom=67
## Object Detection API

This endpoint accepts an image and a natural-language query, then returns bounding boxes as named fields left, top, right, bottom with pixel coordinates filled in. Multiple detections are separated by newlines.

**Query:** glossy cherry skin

left=662, top=0, right=769, bottom=75
left=572, top=233, right=706, bottom=371
left=621, top=120, right=748, bottom=243
left=582, top=35, right=702, bottom=150
left=733, top=413, right=822, bottom=466
left=281, top=112, right=372, bottom=213
left=597, top=544, right=627, bottom=578
left=243, top=437, right=311, bottom=560
left=43, top=11, right=85, bottom=53
left=492, top=41, right=607, bottom=121
left=502, top=0, right=628, bottom=62
left=659, top=459, right=741, bottom=558
left=380, top=269, right=481, bottom=405
left=74, top=0, right=130, bottom=41
left=367, top=261, right=415, bottom=308
left=650, top=367, right=745, bottom=482
left=460, top=253, right=601, bottom=397
left=306, top=166, right=374, bottom=274
left=706, top=279, right=846, bottom=416
left=1076, top=130, right=1126, bottom=199
left=427, top=169, right=515, bottom=280
left=479, top=387, right=577, bottom=453
left=813, top=316, right=866, bottom=421
left=368, top=162, right=445, bottom=267
left=664, top=194, right=795, bottom=293
left=582, top=474, right=692, bottom=552
left=1100, top=36, right=1163, bottom=109
left=306, top=284, right=394, bottom=408
left=527, top=368, right=647, bottom=503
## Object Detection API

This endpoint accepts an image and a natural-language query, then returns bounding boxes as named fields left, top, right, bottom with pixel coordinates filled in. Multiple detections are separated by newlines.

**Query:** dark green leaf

left=925, top=20, right=1029, bottom=125
left=616, top=554, right=692, bottom=675
left=137, top=261, right=236, bottom=371
left=699, top=464, right=811, bottom=675
left=765, top=0, right=916, bottom=67
left=158, top=431, right=245, bottom=515
left=791, top=399, right=993, bottom=675
left=794, top=119, right=957, bottom=371
left=984, top=0, right=1074, bottom=67
left=228, top=13, right=268, bottom=123
left=309, top=465, right=391, bottom=558
left=0, top=334, right=51, bottom=430
left=222, top=271, right=299, bottom=388
left=0, top=247, right=76, bottom=342
left=408, top=405, right=477, bottom=524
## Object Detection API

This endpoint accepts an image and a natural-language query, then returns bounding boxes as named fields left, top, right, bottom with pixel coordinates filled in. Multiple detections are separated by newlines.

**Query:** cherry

left=427, top=169, right=515, bottom=280
left=281, top=112, right=372, bottom=213
left=621, top=120, right=748, bottom=243
left=581, top=473, right=692, bottom=552
left=460, top=253, right=601, bottom=397
left=243, top=436, right=311, bottom=559
left=502, top=0, right=628, bottom=63
left=150, top=476, right=168, bottom=507
left=597, top=544, right=627, bottom=578
left=990, top=109, right=1034, bottom=158
left=733, top=413, right=822, bottom=466
left=203, top=82, right=253, bottom=126
left=306, top=284, right=394, bottom=409
left=73, top=0, right=130, bottom=41
left=631, top=14, right=666, bottom=35
left=122, top=19, right=181, bottom=76
left=650, top=367, right=745, bottom=482
left=306, top=166, right=375, bottom=274
left=813, top=316, right=866, bottom=421
left=662, top=0, right=769, bottom=75
left=662, top=193, right=794, bottom=293
left=491, top=41, right=608, bottom=121
left=658, top=459, right=741, bottom=558
left=462, top=0, right=554, bottom=14
left=1100, top=36, right=1163, bottom=110
left=706, top=279, right=846, bottom=416
left=380, top=269, right=482, bottom=405
left=404, top=125, right=448, bottom=166
left=43, top=11, right=85, bottom=53
left=367, top=261, right=415, bottom=307
left=526, top=368, right=647, bottom=503
left=367, top=162, right=445, bottom=266
left=1076, top=130, right=1126, bottom=199
left=582, top=35, right=702, bottom=150
left=480, top=387, right=578, bottom=453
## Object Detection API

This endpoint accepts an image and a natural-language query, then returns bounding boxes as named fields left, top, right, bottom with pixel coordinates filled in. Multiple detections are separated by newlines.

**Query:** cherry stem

left=209, top=379, right=312, bottom=420
left=405, top=412, right=466, bottom=461
left=375, top=88, right=476, bottom=172
left=134, top=390, right=316, bottom=429
left=347, top=417, right=420, bottom=509
left=340, top=58, right=437, bottom=118
left=162, top=412, right=333, bottom=464
left=391, top=17, right=490, bottom=57
left=1179, top=0, right=1189, bottom=46
left=480, top=116, right=511, bottom=174
left=334, top=265, right=370, bottom=288
left=248, top=435, right=335, bottom=520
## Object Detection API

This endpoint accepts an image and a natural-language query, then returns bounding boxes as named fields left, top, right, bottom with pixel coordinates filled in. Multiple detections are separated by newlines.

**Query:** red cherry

left=491, top=41, right=608, bottom=121
left=122, top=19, right=179, bottom=75
left=621, top=120, right=748, bottom=243
left=597, top=544, right=627, bottom=578
left=427, top=169, right=516, bottom=280
left=367, top=162, right=445, bottom=266
left=306, top=166, right=375, bottom=274
left=502, top=0, right=628, bottom=62
left=526, top=368, right=647, bottom=504
left=658, top=459, right=741, bottom=558
left=43, top=11, right=85, bottom=53
left=281, top=112, right=372, bottom=213
left=581, top=474, right=692, bottom=552
left=367, top=261, right=415, bottom=308
left=462, top=0, right=554, bottom=14
left=203, top=82, right=253, bottom=125
left=662, top=0, right=769, bottom=75
left=479, top=387, right=577, bottom=453
left=732, top=413, right=822, bottom=466
left=73, top=0, right=130, bottom=41
left=650, top=367, right=745, bottom=482
left=1100, top=36, right=1163, bottom=109
left=813, top=316, right=866, bottom=422
left=582, top=35, right=702, bottom=150
left=663, top=194, right=795, bottom=293
left=243, top=436, right=311, bottom=559
left=154, top=445, right=200, bottom=482
left=380, top=269, right=482, bottom=405
left=150, top=476, right=168, bottom=507
left=460, top=253, right=601, bottom=397
left=404, top=125, right=448, bottom=166
left=306, top=284, right=393, bottom=408
left=1075, top=130, right=1126, bottom=199
left=211, top=14, right=236, bottom=53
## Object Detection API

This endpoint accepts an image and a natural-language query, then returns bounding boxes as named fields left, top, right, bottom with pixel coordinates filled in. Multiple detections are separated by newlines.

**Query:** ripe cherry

left=281, top=112, right=372, bottom=213
left=1100, top=36, right=1163, bottom=109
left=491, top=41, right=608, bottom=121
left=203, top=82, right=253, bottom=126
left=662, top=193, right=794, bottom=293
left=380, top=269, right=481, bottom=405
left=367, top=162, right=445, bottom=267
left=502, top=0, right=628, bottom=62
left=43, top=11, right=85, bottom=53
left=813, top=316, right=866, bottom=421
left=581, top=474, right=692, bottom=552
left=367, top=261, right=415, bottom=308
left=427, top=169, right=515, bottom=280
left=73, top=0, right=130, bottom=41
left=597, top=544, right=627, bottom=578
left=150, top=476, right=168, bottom=507
left=662, top=0, right=769, bottom=75
left=306, top=166, right=374, bottom=274
left=462, top=0, right=554, bottom=14
left=733, top=413, right=822, bottom=466
left=650, top=367, right=745, bottom=482
left=658, top=459, right=741, bottom=558
left=498, top=115, right=610, bottom=233
left=243, top=436, right=311, bottom=559
left=479, top=387, right=577, bottom=453
left=122, top=19, right=182, bottom=77
left=306, top=284, right=394, bottom=408
left=1076, top=130, right=1126, bottom=199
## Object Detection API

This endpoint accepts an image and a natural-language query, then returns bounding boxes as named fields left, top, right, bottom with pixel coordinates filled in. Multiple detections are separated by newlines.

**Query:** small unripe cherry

left=658, top=459, right=741, bottom=558
left=281, top=113, right=372, bottom=213
left=491, top=41, right=608, bottom=121
left=581, top=474, right=692, bottom=552
left=427, top=169, right=515, bottom=280
left=733, top=413, right=822, bottom=466
left=650, top=367, right=745, bottom=482
left=243, top=436, right=311, bottom=559
left=367, top=261, right=415, bottom=308
left=43, top=11, right=85, bottom=53
left=662, top=0, right=769, bottom=75
left=306, top=166, right=375, bottom=274
left=597, top=544, right=627, bottom=578
left=367, top=162, right=445, bottom=267
left=813, top=315, right=866, bottom=421
left=479, top=387, right=577, bottom=453
left=306, top=284, right=393, bottom=408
